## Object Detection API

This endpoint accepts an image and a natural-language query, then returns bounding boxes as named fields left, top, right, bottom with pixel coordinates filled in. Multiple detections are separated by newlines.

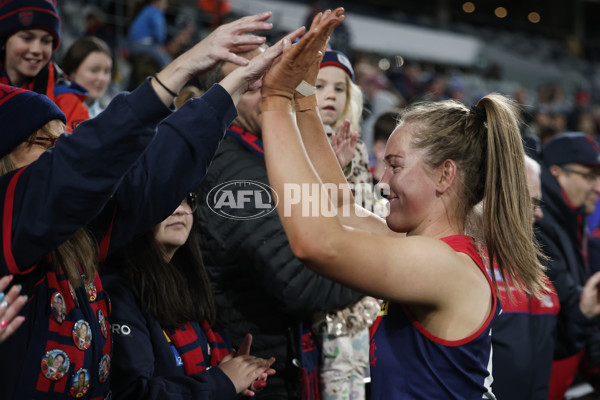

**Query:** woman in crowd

left=0, top=0, right=90, bottom=131
left=0, top=11, right=296, bottom=399
left=261, top=8, right=548, bottom=399
left=102, top=194, right=274, bottom=398
left=62, top=36, right=113, bottom=118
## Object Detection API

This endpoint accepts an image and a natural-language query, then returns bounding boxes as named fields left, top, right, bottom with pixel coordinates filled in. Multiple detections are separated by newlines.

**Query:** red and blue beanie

left=0, top=84, right=65, bottom=157
left=320, top=49, right=355, bottom=82
left=0, top=0, right=61, bottom=50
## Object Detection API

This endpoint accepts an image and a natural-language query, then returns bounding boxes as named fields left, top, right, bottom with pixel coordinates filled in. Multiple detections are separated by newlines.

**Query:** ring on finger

left=0, top=300, right=8, bottom=309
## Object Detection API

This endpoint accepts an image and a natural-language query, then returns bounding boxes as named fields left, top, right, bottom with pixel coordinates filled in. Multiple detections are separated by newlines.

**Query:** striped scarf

left=164, top=321, right=229, bottom=375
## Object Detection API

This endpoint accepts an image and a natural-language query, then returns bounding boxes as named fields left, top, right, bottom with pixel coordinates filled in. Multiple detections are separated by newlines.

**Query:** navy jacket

left=101, top=267, right=237, bottom=400
left=0, top=82, right=236, bottom=399
left=491, top=268, right=559, bottom=399
left=534, top=165, right=598, bottom=360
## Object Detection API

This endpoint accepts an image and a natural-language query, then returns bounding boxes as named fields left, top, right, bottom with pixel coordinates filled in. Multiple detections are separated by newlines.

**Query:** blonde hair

left=331, top=76, right=363, bottom=134
left=401, top=94, right=546, bottom=297
left=0, top=121, right=97, bottom=287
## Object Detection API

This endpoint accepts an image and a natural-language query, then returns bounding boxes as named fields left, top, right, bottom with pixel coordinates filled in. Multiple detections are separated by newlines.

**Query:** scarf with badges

left=164, top=320, right=229, bottom=375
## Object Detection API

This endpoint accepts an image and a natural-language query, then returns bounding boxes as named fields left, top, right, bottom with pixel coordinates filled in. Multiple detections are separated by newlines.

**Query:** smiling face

left=551, top=163, right=600, bottom=207
left=70, top=51, right=112, bottom=100
left=4, top=29, right=53, bottom=86
left=316, top=66, right=348, bottom=127
left=52, top=354, right=65, bottom=369
left=379, top=123, right=437, bottom=234
left=153, top=202, right=193, bottom=261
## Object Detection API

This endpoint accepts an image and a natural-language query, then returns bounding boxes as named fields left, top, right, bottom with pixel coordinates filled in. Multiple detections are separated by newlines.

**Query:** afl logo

left=206, top=180, right=278, bottom=220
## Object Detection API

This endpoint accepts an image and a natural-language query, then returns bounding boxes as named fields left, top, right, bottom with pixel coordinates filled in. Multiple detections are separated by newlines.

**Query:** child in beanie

left=0, top=0, right=90, bottom=132
left=312, top=49, right=380, bottom=400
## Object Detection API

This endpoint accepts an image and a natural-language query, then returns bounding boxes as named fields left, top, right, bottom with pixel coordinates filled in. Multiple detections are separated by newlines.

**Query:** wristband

left=153, top=74, right=178, bottom=97
left=262, top=96, right=293, bottom=112
left=293, top=95, right=317, bottom=111
left=295, top=80, right=316, bottom=97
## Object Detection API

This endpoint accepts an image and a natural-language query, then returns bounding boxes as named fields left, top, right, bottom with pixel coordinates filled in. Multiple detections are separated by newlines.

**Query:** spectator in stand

left=0, top=0, right=89, bottom=132
left=316, top=49, right=372, bottom=208
left=128, top=0, right=194, bottom=69
left=62, top=36, right=113, bottom=118
left=389, top=59, right=421, bottom=104
left=567, top=90, right=592, bottom=132
left=196, top=45, right=363, bottom=400
left=355, top=60, right=401, bottom=157
left=534, top=132, right=600, bottom=400
left=102, top=195, right=276, bottom=399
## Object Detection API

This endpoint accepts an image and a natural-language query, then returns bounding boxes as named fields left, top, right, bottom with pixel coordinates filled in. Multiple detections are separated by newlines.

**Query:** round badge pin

left=41, top=349, right=69, bottom=381
left=98, top=309, right=108, bottom=339
left=69, top=368, right=90, bottom=398
left=50, top=292, right=67, bottom=324
left=98, top=354, right=111, bottom=383
left=72, top=320, right=92, bottom=350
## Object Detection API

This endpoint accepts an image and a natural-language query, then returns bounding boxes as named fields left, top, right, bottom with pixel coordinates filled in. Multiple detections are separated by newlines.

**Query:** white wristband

left=295, top=80, right=316, bottom=96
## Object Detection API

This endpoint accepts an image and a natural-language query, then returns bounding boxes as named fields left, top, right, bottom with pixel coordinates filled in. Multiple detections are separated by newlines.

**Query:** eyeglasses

left=182, top=192, right=198, bottom=212
left=27, top=136, right=57, bottom=150
left=561, top=166, right=600, bottom=182
left=531, top=197, right=544, bottom=212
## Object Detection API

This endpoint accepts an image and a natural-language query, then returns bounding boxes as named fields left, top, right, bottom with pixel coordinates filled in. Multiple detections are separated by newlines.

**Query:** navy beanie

left=320, top=50, right=355, bottom=82
left=0, top=0, right=61, bottom=50
left=543, top=131, right=600, bottom=167
left=0, top=84, right=65, bottom=158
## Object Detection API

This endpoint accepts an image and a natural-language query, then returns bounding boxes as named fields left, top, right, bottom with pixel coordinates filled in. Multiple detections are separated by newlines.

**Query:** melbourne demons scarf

left=164, top=321, right=229, bottom=375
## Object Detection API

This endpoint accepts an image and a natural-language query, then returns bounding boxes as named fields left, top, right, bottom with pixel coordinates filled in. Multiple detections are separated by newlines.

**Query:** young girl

left=312, top=48, right=379, bottom=400
left=102, top=194, right=274, bottom=398
left=316, top=49, right=372, bottom=205
left=62, top=36, right=113, bottom=118
left=0, top=12, right=295, bottom=399
left=261, top=8, right=549, bottom=399
left=0, top=0, right=90, bottom=131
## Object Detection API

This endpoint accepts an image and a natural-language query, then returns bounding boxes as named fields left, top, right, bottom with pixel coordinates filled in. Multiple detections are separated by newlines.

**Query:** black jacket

left=196, top=130, right=363, bottom=399
left=534, top=165, right=597, bottom=360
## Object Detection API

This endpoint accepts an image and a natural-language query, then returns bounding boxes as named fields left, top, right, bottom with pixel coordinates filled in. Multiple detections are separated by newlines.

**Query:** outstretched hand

left=262, top=7, right=345, bottom=100
left=219, top=26, right=306, bottom=101
left=331, top=120, right=358, bottom=169
left=179, top=12, right=274, bottom=78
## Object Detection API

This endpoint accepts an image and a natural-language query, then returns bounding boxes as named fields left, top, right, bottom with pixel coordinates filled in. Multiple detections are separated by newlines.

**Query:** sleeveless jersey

left=369, top=235, right=499, bottom=399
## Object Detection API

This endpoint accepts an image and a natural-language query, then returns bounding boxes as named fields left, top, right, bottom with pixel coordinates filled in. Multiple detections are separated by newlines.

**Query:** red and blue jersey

left=490, top=266, right=559, bottom=400
left=369, top=235, right=499, bottom=399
